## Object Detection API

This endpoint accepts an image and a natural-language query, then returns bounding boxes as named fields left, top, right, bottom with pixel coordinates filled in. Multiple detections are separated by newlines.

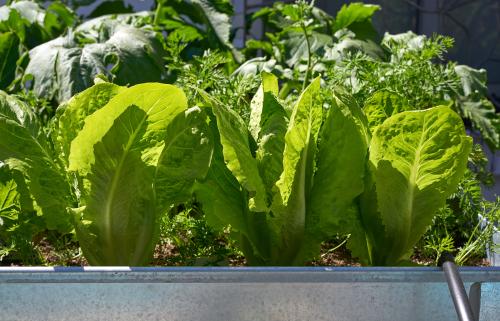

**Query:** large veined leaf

left=274, top=78, right=321, bottom=208
left=284, top=31, right=334, bottom=68
left=69, top=83, right=187, bottom=176
left=361, top=106, right=472, bottom=265
left=277, top=87, right=369, bottom=264
left=74, top=105, right=156, bottom=265
left=55, top=82, right=125, bottom=167
left=211, top=97, right=268, bottom=212
left=268, top=78, right=322, bottom=264
left=249, top=72, right=287, bottom=198
left=24, top=16, right=166, bottom=103
left=454, top=65, right=488, bottom=97
left=193, top=114, right=272, bottom=264
left=69, top=83, right=211, bottom=265
left=0, top=91, right=72, bottom=232
left=458, top=98, right=500, bottom=150
left=363, top=91, right=410, bottom=130
left=155, top=106, right=213, bottom=214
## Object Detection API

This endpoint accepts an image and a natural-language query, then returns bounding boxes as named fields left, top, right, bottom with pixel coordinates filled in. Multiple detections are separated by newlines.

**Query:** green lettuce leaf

left=250, top=72, right=287, bottom=199
left=155, top=106, right=213, bottom=214
left=69, top=83, right=187, bottom=176
left=361, top=106, right=472, bottom=265
left=69, top=83, right=210, bottom=265
left=55, top=82, right=125, bottom=167
left=0, top=91, right=72, bottom=232
left=363, top=91, right=410, bottom=130
left=211, top=96, right=268, bottom=212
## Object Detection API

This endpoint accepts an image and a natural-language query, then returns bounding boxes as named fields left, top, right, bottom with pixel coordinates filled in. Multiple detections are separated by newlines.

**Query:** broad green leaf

left=334, top=3, right=380, bottom=30
left=155, top=107, right=213, bottom=213
left=368, top=106, right=472, bottom=265
left=25, top=17, right=166, bottom=103
left=364, top=91, right=410, bottom=130
left=249, top=72, right=287, bottom=198
left=270, top=78, right=322, bottom=264
left=334, top=3, right=380, bottom=40
left=274, top=77, right=321, bottom=207
left=193, top=128, right=247, bottom=232
left=0, top=32, right=19, bottom=89
left=309, top=92, right=369, bottom=236
left=157, top=0, right=241, bottom=61
left=74, top=105, right=156, bottom=265
left=193, top=116, right=272, bottom=264
left=70, top=83, right=200, bottom=265
left=69, top=83, right=187, bottom=176
left=249, top=71, right=280, bottom=141
left=211, top=100, right=268, bottom=211
left=55, top=82, right=125, bottom=167
left=0, top=93, right=72, bottom=232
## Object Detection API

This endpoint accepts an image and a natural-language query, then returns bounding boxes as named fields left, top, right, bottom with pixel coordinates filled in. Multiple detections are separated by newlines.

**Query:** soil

left=2, top=237, right=491, bottom=267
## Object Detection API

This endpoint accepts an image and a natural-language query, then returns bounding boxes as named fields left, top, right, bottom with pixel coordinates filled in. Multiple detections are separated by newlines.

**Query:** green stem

left=301, top=21, right=312, bottom=92
left=153, top=1, right=164, bottom=26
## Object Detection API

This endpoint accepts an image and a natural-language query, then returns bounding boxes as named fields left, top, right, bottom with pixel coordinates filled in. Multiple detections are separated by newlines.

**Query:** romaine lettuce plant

left=0, top=82, right=213, bottom=265
left=349, top=106, right=472, bottom=265
left=195, top=73, right=369, bottom=265
left=63, top=82, right=213, bottom=265
left=195, top=71, right=472, bottom=266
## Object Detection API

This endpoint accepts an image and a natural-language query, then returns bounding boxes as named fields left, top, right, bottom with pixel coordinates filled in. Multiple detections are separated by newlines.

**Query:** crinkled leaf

left=454, top=65, right=488, bottom=97
left=250, top=72, right=287, bottom=198
left=25, top=17, right=165, bottom=103
left=367, top=106, right=472, bottom=265
left=364, top=91, right=410, bottom=130
left=155, top=107, right=213, bottom=214
left=0, top=92, right=72, bottom=232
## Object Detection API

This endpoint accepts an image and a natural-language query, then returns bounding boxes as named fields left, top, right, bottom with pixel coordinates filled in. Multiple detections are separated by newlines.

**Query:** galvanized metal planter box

left=1, top=267, right=499, bottom=321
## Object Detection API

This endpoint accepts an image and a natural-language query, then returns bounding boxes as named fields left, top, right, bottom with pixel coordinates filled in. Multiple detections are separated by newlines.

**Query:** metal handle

left=439, top=252, right=481, bottom=321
